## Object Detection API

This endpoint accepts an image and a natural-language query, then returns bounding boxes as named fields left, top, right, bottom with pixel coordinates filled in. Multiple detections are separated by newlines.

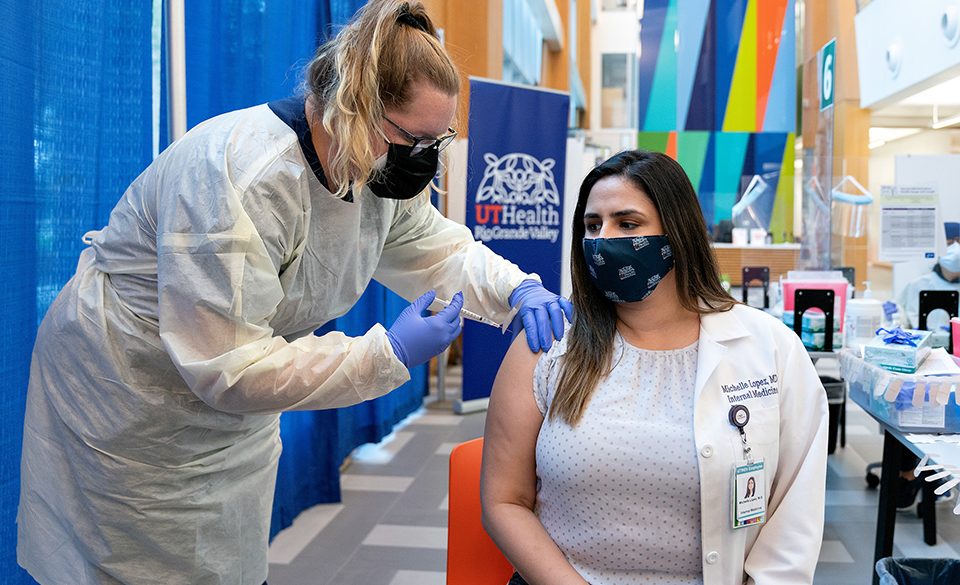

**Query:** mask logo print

left=582, top=235, right=674, bottom=303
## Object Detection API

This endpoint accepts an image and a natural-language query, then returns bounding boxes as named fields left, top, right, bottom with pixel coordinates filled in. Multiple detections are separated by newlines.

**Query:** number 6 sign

left=819, top=38, right=836, bottom=111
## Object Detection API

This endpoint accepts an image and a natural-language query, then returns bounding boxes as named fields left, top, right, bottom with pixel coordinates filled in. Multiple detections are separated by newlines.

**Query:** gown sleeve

left=154, top=138, right=410, bottom=415
left=373, top=197, right=533, bottom=324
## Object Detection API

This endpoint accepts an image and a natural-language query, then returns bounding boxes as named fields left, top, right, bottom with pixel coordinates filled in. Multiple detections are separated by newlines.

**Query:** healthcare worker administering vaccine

left=886, top=222, right=960, bottom=329
left=17, top=2, right=571, bottom=584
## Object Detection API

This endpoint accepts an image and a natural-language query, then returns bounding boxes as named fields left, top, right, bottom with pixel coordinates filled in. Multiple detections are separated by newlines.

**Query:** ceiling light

left=869, top=140, right=887, bottom=149
left=932, top=114, right=960, bottom=129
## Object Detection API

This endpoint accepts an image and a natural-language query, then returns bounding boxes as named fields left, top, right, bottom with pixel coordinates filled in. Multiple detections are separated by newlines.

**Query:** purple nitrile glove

left=894, top=382, right=925, bottom=412
left=508, top=279, right=575, bottom=353
left=386, top=290, right=463, bottom=368
left=883, top=301, right=897, bottom=321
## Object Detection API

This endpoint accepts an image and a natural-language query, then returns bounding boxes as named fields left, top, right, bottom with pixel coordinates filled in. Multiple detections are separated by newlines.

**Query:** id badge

left=732, top=458, right=766, bottom=529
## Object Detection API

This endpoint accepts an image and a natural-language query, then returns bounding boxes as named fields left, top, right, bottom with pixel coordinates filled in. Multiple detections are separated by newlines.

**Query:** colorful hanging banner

left=461, top=78, right=569, bottom=408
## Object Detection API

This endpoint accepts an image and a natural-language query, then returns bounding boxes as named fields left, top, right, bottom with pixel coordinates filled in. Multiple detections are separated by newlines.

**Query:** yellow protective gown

left=18, top=102, right=530, bottom=584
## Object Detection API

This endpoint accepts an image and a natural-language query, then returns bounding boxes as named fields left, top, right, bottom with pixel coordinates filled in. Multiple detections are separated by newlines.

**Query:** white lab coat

left=694, top=305, right=827, bottom=585
left=18, top=103, right=530, bottom=584
left=893, top=269, right=960, bottom=329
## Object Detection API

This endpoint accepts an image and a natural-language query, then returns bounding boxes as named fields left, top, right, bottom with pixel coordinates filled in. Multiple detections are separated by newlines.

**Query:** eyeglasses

left=383, top=116, right=457, bottom=158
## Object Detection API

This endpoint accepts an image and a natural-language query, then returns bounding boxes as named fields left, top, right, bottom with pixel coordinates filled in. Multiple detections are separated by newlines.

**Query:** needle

left=431, top=297, right=502, bottom=329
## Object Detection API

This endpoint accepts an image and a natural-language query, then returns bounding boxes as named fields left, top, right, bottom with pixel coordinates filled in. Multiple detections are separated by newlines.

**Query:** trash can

left=876, top=557, right=960, bottom=584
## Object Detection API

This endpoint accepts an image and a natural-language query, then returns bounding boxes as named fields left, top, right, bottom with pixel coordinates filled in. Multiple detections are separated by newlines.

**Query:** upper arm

left=481, top=334, right=546, bottom=513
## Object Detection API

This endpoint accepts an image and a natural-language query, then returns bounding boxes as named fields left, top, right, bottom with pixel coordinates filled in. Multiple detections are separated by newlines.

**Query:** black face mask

left=368, top=143, right=439, bottom=200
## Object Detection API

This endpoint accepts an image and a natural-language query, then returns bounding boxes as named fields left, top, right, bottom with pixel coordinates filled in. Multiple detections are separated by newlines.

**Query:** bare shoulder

left=487, top=333, right=546, bottom=430
left=500, top=333, right=544, bottom=373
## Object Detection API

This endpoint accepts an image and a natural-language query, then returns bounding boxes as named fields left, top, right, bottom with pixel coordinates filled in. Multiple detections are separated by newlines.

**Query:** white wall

left=868, top=130, right=958, bottom=274
left=890, top=151, right=960, bottom=299
left=444, top=138, right=468, bottom=226
left=855, top=0, right=960, bottom=109
left=590, top=6, right=639, bottom=131
left=866, top=132, right=959, bottom=299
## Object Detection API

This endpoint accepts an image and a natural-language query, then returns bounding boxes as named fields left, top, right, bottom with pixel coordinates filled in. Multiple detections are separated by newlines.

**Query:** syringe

left=431, top=297, right=503, bottom=330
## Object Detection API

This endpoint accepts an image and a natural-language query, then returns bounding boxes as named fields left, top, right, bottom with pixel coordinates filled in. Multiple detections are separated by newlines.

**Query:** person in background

left=17, top=2, right=571, bottom=583
left=480, top=150, right=828, bottom=585
left=885, top=221, right=960, bottom=329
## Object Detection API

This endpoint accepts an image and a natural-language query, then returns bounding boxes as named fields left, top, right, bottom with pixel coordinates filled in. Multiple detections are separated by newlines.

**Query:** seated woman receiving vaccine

left=480, top=150, right=828, bottom=585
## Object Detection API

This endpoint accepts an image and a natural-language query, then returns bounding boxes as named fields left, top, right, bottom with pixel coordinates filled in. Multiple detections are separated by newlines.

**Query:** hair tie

left=396, top=5, right=428, bottom=32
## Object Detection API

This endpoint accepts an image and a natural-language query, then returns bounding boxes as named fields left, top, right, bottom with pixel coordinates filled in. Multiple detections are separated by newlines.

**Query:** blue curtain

left=2, top=0, right=426, bottom=580
left=3, top=2, right=154, bottom=582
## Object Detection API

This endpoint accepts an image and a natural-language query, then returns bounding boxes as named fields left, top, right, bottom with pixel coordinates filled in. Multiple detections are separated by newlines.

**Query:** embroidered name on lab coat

left=721, top=374, right=780, bottom=403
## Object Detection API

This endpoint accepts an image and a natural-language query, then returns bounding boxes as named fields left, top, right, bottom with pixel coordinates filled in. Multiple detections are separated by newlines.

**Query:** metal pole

left=436, top=347, right=449, bottom=403
left=166, top=0, right=187, bottom=141
left=435, top=150, right=449, bottom=404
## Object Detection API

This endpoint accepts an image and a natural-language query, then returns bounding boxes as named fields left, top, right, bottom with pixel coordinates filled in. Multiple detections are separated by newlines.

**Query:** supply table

left=838, top=348, right=960, bottom=585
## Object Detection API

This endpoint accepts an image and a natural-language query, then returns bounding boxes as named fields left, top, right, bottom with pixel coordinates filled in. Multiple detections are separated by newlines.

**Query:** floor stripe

left=404, top=413, right=463, bottom=427
left=267, top=504, right=344, bottom=565
left=894, top=526, right=959, bottom=558
left=435, top=442, right=458, bottom=455
left=845, top=424, right=875, bottom=436
left=389, top=570, right=446, bottom=585
left=818, top=540, right=855, bottom=563
left=352, top=431, right=415, bottom=464
left=828, top=445, right=872, bottom=478
left=362, top=524, right=448, bottom=549
left=826, top=489, right=878, bottom=507
left=340, top=475, right=415, bottom=492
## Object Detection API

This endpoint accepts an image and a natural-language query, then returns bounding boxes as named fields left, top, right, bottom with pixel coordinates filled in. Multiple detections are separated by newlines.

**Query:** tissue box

left=799, top=330, right=843, bottom=351
left=782, top=310, right=841, bottom=333
left=931, top=329, right=950, bottom=349
left=863, top=329, right=933, bottom=373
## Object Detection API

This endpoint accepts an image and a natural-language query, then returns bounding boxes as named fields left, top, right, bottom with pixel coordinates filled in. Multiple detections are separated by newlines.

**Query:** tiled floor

left=266, top=363, right=960, bottom=585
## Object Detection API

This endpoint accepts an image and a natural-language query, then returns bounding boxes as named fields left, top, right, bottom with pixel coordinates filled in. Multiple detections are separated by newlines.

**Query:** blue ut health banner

left=461, top=78, right=569, bottom=404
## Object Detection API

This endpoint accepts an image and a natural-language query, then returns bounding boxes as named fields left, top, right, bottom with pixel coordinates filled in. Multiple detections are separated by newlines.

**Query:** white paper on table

left=916, top=348, right=960, bottom=376
left=907, top=434, right=960, bottom=444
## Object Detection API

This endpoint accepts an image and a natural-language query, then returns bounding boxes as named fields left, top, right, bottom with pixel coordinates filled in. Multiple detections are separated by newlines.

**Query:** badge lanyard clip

left=729, top=404, right=754, bottom=465
left=739, top=427, right=754, bottom=465
left=729, top=404, right=765, bottom=529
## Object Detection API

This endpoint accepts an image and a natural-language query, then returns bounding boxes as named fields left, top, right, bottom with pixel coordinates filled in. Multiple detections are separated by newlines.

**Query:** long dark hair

left=551, top=150, right=736, bottom=426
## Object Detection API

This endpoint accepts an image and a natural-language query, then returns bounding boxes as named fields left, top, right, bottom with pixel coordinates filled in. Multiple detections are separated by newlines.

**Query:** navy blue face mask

left=582, top=235, right=674, bottom=302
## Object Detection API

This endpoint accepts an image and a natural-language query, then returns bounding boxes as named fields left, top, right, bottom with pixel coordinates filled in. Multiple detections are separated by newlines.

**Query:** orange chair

left=446, top=437, right=515, bottom=585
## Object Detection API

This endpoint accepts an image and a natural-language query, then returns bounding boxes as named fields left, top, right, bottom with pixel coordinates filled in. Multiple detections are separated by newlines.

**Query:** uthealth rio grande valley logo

left=472, top=152, right=561, bottom=244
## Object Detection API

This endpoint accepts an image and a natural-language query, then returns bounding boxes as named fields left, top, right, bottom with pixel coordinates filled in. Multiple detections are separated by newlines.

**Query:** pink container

left=951, top=317, right=960, bottom=357
left=782, top=279, right=848, bottom=331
